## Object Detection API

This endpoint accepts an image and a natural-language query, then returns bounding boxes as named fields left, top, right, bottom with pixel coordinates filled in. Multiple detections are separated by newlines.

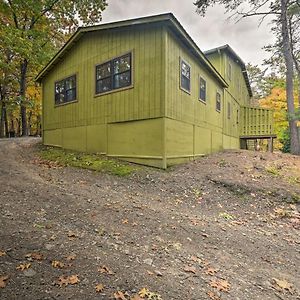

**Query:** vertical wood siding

left=42, top=25, right=164, bottom=132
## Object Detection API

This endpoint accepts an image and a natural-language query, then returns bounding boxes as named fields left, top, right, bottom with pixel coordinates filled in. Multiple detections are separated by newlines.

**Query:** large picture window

left=180, top=59, right=191, bottom=93
left=216, top=92, right=221, bottom=112
left=96, top=53, right=132, bottom=95
left=55, top=75, right=76, bottom=105
left=199, top=77, right=206, bottom=102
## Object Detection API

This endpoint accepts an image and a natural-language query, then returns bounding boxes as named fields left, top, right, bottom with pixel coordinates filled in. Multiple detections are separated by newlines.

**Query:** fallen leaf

left=210, top=279, right=230, bottom=292
left=25, top=252, right=44, bottom=261
left=51, top=260, right=65, bottom=268
left=139, top=287, right=149, bottom=297
left=98, top=265, right=114, bottom=275
left=66, top=254, right=76, bottom=261
left=67, top=232, right=77, bottom=239
left=184, top=266, right=197, bottom=274
left=205, top=267, right=217, bottom=276
left=122, top=219, right=128, bottom=224
left=16, top=263, right=31, bottom=271
left=57, top=275, right=80, bottom=287
left=272, top=278, right=293, bottom=293
left=207, top=290, right=220, bottom=300
left=0, top=251, right=6, bottom=257
left=95, top=283, right=105, bottom=293
left=0, top=276, right=9, bottom=288
left=68, top=275, right=80, bottom=284
left=114, top=291, right=127, bottom=300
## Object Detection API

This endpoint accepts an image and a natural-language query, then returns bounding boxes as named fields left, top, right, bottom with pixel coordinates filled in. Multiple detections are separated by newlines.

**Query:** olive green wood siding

left=163, top=28, right=239, bottom=161
left=42, top=25, right=166, bottom=167
left=206, top=50, right=275, bottom=138
left=41, top=20, right=275, bottom=169
left=43, top=26, right=164, bottom=130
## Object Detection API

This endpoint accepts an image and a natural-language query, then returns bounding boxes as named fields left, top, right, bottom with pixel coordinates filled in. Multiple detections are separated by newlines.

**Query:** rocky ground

left=0, top=138, right=299, bottom=300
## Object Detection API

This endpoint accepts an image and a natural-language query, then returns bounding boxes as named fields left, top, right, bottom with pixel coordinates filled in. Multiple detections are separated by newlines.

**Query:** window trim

left=94, top=51, right=134, bottom=97
left=199, top=76, right=207, bottom=104
left=179, top=57, right=191, bottom=94
left=54, top=74, right=78, bottom=107
left=216, top=91, right=222, bottom=113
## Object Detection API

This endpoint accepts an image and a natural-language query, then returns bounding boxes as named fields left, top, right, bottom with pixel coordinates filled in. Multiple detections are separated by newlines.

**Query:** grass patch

left=265, top=165, right=280, bottom=176
left=39, top=146, right=136, bottom=176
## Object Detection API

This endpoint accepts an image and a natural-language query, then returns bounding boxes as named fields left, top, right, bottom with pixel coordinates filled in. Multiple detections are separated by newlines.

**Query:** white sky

left=102, top=0, right=275, bottom=66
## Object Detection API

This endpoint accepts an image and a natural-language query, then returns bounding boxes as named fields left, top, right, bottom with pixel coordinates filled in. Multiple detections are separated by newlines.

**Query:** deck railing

left=240, top=106, right=274, bottom=137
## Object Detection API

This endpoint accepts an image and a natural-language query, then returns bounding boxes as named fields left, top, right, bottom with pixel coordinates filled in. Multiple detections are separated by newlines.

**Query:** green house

left=36, top=13, right=275, bottom=169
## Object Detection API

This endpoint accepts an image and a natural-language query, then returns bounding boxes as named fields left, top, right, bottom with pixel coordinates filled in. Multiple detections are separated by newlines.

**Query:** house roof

left=36, top=13, right=228, bottom=88
left=204, top=44, right=253, bottom=97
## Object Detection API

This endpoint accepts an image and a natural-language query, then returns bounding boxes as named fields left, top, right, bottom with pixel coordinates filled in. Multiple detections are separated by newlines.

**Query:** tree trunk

left=280, top=0, right=300, bottom=155
left=20, top=59, right=28, bottom=136
left=0, top=100, right=8, bottom=138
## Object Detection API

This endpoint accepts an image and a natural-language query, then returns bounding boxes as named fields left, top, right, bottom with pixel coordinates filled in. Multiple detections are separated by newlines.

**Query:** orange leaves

left=16, top=263, right=31, bottom=271
left=66, top=254, right=76, bottom=261
left=95, top=283, right=105, bottom=293
left=56, top=275, right=80, bottom=287
left=25, top=252, right=44, bottom=261
left=207, top=291, right=220, bottom=300
left=0, top=251, right=6, bottom=257
left=138, top=287, right=149, bottom=297
left=205, top=267, right=218, bottom=276
left=98, top=265, right=114, bottom=275
left=183, top=265, right=197, bottom=274
left=51, top=260, right=65, bottom=269
left=272, top=278, right=293, bottom=293
left=210, top=279, right=230, bottom=292
left=0, top=275, right=9, bottom=288
left=114, top=291, right=127, bottom=300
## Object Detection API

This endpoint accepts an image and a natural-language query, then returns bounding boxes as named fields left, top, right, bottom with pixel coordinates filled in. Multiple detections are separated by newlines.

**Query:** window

left=55, top=75, right=76, bottom=105
left=180, top=59, right=191, bottom=93
left=227, top=102, right=231, bottom=119
left=96, top=53, right=132, bottom=95
left=216, top=92, right=221, bottom=112
left=199, top=77, right=206, bottom=102
left=236, top=109, right=239, bottom=124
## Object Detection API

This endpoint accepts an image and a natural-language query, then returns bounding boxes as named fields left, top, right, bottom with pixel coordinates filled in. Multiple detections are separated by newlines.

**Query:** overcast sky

left=102, top=0, right=275, bottom=66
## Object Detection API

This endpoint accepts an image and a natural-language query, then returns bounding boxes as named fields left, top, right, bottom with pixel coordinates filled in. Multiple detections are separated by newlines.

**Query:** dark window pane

left=66, top=89, right=76, bottom=101
left=181, top=75, right=190, bottom=92
left=96, top=62, right=111, bottom=80
left=96, top=77, right=112, bottom=94
left=113, top=71, right=131, bottom=89
left=113, top=54, right=131, bottom=74
left=199, top=77, right=206, bottom=101
left=65, top=76, right=76, bottom=90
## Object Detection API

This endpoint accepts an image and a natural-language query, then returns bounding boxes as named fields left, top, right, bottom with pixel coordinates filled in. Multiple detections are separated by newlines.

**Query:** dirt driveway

left=0, top=138, right=299, bottom=300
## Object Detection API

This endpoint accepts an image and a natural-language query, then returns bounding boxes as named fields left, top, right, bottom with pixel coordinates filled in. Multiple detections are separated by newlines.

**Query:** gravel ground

left=0, top=137, right=299, bottom=300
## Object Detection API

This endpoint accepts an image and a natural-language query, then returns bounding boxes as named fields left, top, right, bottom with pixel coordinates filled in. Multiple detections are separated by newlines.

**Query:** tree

left=0, top=0, right=107, bottom=136
left=194, top=0, right=300, bottom=155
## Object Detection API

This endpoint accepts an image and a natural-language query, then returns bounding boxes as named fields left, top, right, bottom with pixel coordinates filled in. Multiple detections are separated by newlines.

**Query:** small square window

left=216, top=92, right=221, bottom=112
left=180, top=59, right=191, bottom=93
left=199, top=77, right=206, bottom=102
left=55, top=75, right=76, bottom=105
